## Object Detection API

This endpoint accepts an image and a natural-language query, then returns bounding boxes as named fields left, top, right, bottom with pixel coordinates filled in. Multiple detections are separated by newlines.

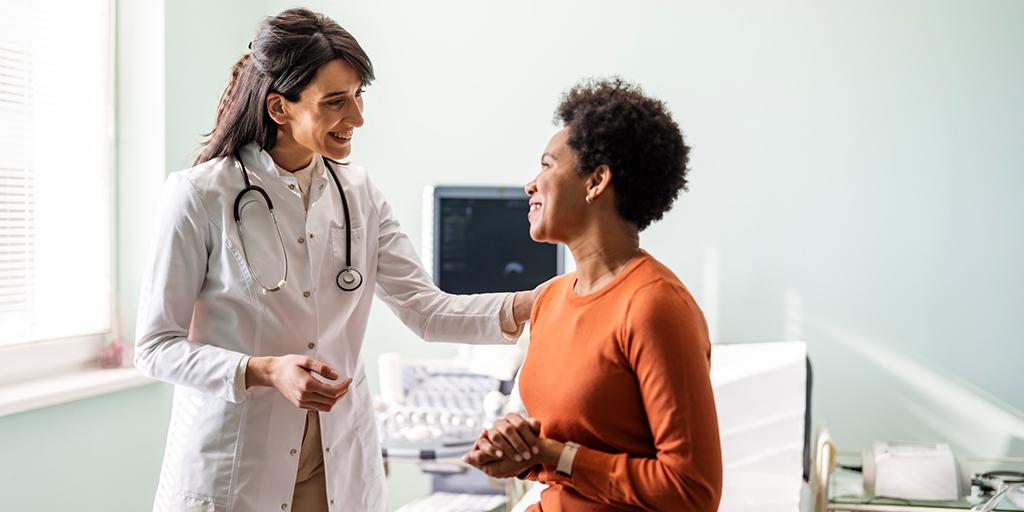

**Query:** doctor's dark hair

left=195, top=8, right=374, bottom=165
left=555, top=77, right=690, bottom=231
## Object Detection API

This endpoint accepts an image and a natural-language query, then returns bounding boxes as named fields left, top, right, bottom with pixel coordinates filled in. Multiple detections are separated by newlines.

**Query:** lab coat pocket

left=331, top=225, right=367, bottom=291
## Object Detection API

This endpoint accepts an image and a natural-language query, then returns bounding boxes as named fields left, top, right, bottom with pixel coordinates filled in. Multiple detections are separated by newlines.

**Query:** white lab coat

left=135, top=143, right=513, bottom=512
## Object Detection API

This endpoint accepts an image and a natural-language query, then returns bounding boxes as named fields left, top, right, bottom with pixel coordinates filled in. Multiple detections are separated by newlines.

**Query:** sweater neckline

left=564, top=249, right=650, bottom=306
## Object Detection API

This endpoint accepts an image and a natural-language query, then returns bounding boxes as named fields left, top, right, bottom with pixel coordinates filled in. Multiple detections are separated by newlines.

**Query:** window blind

left=0, top=1, right=113, bottom=347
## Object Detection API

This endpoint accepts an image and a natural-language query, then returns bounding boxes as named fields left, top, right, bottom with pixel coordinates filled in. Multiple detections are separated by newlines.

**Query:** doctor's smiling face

left=266, top=58, right=365, bottom=164
left=524, top=127, right=591, bottom=245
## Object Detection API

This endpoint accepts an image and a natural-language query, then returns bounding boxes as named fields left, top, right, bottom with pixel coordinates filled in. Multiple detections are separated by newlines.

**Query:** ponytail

left=214, top=53, right=250, bottom=127
left=194, top=51, right=265, bottom=166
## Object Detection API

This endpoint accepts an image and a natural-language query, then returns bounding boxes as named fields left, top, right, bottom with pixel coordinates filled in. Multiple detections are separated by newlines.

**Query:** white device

left=862, top=442, right=970, bottom=500
left=710, top=341, right=809, bottom=512
left=376, top=358, right=509, bottom=459
left=396, top=492, right=506, bottom=512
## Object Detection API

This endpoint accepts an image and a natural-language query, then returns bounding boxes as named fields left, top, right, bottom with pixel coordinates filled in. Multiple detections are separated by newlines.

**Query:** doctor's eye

left=355, top=87, right=365, bottom=97
left=327, top=99, right=344, bottom=108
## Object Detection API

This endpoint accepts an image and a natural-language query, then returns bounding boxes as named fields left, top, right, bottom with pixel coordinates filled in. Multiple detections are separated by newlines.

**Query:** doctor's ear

left=266, top=93, right=290, bottom=125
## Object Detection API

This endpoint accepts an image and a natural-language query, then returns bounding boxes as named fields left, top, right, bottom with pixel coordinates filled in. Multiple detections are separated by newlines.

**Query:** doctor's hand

left=512, top=277, right=556, bottom=325
left=246, top=355, right=352, bottom=412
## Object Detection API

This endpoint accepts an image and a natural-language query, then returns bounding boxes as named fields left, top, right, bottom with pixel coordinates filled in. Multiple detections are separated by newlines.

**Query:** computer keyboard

left=396, top=491, right=507, bottom=512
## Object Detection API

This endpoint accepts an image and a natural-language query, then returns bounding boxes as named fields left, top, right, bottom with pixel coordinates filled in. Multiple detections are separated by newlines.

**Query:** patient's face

left=524, top=127, right=589, bottom=244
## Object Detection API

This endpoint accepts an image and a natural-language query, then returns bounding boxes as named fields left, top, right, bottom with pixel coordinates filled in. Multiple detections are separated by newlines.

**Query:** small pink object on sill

left=100, top=340, right=124, bottom=369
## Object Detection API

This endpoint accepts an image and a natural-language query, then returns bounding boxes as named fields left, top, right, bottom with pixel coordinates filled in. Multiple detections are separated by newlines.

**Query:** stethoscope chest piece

left=337, top=266, right=363, bottom=291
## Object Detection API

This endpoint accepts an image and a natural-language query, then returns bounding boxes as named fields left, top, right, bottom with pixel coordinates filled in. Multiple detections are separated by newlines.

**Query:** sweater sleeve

left=540, top=281, right=723, bottom=511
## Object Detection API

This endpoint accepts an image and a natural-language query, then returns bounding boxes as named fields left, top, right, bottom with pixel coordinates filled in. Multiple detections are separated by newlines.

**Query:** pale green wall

left=164, top=1, right=266, bottom=173
left=0, top=384, right=172, bottom=511
left=2, top=1, right=1021, bottom=510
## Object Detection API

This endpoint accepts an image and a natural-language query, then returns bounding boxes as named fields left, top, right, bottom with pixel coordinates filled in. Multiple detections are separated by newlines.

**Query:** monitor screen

left=433, top=187, right=562, bottom=294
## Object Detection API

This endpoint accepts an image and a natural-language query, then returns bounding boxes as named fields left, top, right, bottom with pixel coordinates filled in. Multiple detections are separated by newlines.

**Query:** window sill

left=0, top=366, right=155, bottom=417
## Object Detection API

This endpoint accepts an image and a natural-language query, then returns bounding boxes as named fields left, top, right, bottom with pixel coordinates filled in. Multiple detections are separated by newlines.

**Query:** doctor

left=135, top=8, right=537, bottom=512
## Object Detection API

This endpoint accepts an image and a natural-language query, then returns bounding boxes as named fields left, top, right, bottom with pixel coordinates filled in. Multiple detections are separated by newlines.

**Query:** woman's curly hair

left=555, top=77, right=690, bottom=231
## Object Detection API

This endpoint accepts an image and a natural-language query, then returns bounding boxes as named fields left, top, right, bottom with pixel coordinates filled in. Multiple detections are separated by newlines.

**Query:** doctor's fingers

left=298, top=402, right=332, bottom=412
left=302, top=376, right=352, bottom=400
left=297, top=393, right=340, bottom=412
left=298, top=386, right=349, bottom=407
left=296, top=357, right=340, bottom=380
left=295, top=379, right=350, bottom=407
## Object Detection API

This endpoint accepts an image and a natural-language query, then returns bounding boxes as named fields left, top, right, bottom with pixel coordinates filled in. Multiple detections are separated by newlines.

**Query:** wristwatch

left=555, top=441, right=580, bottom=477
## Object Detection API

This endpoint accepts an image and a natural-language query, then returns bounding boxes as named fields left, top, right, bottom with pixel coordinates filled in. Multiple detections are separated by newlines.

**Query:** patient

left=463, top=78, right=722, bottom=511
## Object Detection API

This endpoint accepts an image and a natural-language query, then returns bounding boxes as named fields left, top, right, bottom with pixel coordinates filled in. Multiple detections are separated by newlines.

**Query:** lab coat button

left=325, top=447, right=331, bottom=453
left=281, top=504, right=288, bottom=510
left=288, top=184, right=296, bottom=190
left=319, top=183, right=325, bottom=190
left=290, top=449, right=297, bottom=456
left=308, top=342, right=315, bottom=349
left=308, top=233, right=315, bottom=240
left=303, top=291, right=311, bottom=298
left=298, top=237, right=305, bottom=244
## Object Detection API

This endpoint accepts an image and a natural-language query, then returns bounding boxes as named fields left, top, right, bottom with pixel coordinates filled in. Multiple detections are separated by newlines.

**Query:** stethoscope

left=232, top=151, right=363, bottom=293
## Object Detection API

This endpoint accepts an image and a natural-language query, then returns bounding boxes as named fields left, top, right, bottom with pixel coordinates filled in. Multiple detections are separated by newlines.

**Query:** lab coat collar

left=237, top=142, right=326, bottom=183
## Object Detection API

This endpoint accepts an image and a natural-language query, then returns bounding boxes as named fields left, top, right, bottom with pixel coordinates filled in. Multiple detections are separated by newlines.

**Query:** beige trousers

left=292, top=411, right=328, bottom=512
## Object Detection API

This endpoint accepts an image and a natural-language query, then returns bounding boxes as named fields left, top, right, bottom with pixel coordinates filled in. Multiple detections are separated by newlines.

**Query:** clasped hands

left=462, top=412, right=565, bottom=478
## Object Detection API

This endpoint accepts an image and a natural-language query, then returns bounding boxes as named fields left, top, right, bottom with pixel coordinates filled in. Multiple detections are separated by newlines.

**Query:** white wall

left=156, top=0, right=1024, bottom=483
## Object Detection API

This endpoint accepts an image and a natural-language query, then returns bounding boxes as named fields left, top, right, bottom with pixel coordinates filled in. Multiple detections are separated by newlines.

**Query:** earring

left=585, top=195, right=594, bottom=204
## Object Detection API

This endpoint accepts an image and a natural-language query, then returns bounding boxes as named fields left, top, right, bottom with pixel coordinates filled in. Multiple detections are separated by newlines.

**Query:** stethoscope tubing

left=232, top=150, right=363, bottom=292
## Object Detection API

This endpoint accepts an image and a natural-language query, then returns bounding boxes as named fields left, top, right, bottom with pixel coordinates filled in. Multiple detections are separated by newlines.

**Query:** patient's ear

left=587, top=164, right=613, bottom=200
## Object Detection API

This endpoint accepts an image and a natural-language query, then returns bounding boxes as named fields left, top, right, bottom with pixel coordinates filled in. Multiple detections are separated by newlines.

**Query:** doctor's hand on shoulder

left=244, top=355, right=352, bottom=412
left=512, top=277, right=556, bottom=325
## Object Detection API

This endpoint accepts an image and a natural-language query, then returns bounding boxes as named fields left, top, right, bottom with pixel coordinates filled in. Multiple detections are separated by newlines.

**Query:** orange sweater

left=519, top=251, right=722, bottom=511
